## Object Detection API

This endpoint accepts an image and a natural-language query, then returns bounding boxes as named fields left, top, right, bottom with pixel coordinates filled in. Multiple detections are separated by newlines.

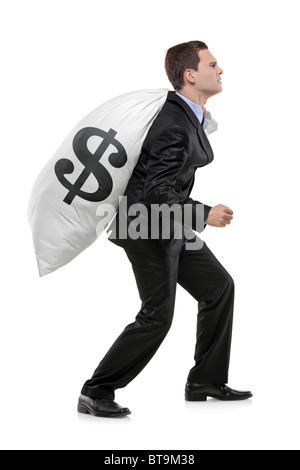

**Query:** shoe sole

left=185, top=393, right=253, bottom=402
left=78, top=404, right=131, bottom=418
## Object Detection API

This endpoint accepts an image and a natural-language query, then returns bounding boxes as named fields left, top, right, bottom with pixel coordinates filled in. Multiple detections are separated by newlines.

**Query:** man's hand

left=205, top=204, right=234, bottom=228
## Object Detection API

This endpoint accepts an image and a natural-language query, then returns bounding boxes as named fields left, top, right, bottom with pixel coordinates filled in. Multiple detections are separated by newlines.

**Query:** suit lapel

left=167, top=92, right=214, bottom=163
left=197, top=123, right=214, bottom=163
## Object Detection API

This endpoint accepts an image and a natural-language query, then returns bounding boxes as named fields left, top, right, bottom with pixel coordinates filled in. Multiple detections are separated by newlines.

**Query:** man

left=78, top=41, right=252, bottom=418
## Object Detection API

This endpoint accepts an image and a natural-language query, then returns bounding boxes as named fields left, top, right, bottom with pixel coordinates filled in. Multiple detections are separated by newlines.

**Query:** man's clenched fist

left=206, top=204, right=234, bottom=228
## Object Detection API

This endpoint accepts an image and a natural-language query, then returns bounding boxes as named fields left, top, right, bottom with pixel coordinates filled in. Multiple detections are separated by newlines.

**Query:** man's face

left=193, top=49, right=223, bottom=97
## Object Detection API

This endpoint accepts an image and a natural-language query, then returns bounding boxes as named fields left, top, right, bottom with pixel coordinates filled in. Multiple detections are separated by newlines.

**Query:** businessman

left=78, top=41, right=252, bottom=418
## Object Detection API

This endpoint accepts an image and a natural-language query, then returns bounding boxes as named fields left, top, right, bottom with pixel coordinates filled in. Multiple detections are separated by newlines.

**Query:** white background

left=1, top=0, right=299, bottom=450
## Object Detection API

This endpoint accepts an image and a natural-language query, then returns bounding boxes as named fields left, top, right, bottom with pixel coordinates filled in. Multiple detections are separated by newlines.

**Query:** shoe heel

left=185, top=393, right=207, bottom=402
left=78, top=404, right=89, bottom=414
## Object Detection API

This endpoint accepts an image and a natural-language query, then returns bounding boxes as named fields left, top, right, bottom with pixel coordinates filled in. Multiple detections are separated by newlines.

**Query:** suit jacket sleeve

left=144, top=125, right=212, bottom=231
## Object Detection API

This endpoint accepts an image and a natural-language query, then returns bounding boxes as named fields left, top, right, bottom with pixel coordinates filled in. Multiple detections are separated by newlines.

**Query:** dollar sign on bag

left=55, top=127, right=127, bottom=205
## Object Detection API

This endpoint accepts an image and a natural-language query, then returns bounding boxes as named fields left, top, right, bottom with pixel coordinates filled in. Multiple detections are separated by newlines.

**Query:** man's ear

left=184, top=69, right=196, bottom=85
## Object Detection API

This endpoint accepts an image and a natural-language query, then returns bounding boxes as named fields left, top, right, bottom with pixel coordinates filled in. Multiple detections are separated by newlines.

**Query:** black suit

left=81, top=92, right=235, bottom=400
left=108, top=91, right=214, bottom=255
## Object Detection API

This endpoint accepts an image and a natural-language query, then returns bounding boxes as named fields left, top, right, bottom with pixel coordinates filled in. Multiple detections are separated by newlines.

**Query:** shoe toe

left=119, top=407, right=131, bottom=415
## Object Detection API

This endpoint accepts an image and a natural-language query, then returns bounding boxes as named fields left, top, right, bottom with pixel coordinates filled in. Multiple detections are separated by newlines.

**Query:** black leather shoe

left=78, top=395, right=131, bottom=417
left=185, top=383, right=253, bottom=402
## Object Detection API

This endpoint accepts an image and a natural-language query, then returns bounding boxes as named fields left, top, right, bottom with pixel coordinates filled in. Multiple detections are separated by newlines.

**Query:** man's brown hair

left=165, top=41, right=208, bottom=91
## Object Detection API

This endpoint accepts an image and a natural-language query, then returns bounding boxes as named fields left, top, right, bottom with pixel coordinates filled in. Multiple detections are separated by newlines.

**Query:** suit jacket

left=108, top=91, right=214, bottom=255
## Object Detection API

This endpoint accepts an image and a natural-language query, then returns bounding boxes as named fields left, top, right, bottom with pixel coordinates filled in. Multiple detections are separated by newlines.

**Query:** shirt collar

left=175, top=92, right=204, bottom=124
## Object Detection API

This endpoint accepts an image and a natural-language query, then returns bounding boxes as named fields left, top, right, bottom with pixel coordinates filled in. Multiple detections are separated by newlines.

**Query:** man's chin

left=210, top=87, right=223, bottom=97
left=215, top=85, right=223, bottom=95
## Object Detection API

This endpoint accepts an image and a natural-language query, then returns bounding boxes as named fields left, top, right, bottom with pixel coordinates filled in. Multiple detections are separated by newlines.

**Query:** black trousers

left=81, top=242, right=235, bottom=400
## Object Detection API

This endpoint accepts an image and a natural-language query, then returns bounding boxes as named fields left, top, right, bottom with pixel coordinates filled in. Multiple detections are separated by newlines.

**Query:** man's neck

left=177, top=87, right=208, bottom=109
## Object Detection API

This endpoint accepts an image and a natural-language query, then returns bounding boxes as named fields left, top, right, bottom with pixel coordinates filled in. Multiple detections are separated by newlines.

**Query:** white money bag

left=28, top=89, right=218, bottom=277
